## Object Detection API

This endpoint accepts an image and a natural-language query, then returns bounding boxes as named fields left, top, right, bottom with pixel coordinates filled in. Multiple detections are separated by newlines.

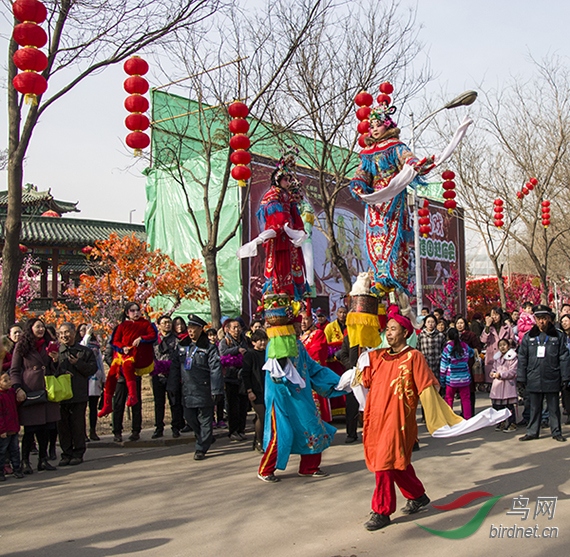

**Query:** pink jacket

left=489, top=350, right=518, bottom=401
left=517, top=312, right=536, bottom=344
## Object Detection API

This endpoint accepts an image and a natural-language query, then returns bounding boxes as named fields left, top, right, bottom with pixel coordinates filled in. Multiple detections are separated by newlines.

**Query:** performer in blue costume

left=258, top=338, right=347, bottom=482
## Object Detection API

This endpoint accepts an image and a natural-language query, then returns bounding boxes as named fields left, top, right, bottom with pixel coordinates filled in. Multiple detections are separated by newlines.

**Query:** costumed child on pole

left=98, top=302, right=157, bottom=417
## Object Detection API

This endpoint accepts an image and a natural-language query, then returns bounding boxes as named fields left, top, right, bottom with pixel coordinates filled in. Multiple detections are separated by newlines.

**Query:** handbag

left=21, top=390, right=48, bottom=407
left=472, top=349, right=485, bottom=383
left=45, top=373, right=73, bottom=402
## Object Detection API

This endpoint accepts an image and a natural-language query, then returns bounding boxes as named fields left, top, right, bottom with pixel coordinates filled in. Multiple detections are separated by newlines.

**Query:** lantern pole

left=409, top=90, right=478, bottom=315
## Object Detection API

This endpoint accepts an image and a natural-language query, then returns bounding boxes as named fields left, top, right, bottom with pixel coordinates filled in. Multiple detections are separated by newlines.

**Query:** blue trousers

left=0, top=434, right=21, bottom=470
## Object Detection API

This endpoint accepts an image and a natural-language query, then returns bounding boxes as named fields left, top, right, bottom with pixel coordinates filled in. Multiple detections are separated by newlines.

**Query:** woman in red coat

left=98, top=302, right=157, bottom=417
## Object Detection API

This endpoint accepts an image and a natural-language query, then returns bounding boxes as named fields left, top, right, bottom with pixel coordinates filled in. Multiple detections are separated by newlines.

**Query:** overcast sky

left=1, top=1, right=570, bottom=224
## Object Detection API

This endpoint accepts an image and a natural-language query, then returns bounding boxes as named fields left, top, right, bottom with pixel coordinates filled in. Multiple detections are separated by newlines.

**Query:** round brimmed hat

left=187, top=314, right=207, bottom=328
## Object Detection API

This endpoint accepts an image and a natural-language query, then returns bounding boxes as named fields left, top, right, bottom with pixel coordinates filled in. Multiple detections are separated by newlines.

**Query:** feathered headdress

left=369, top=81, right=397, bottom=129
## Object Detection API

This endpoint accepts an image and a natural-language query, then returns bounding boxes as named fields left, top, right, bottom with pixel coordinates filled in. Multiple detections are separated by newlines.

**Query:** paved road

left=2, top=405, right=569, bottom=557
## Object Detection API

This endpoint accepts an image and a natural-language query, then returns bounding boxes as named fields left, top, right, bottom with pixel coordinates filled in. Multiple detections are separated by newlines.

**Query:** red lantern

left=494, top=198, right=503, bottom=206
left=19, top=244, right=28, bottom=253
left=13, top=71, right=47, bottom=98
left=516, top=191, right=524, bottom=199
left=125, top=113, right=150, bottom=132
left=229, top=134, right=250, bottom=151
left=229, top=118, right=250, bottom=134
left=124, top=94, right=149, bottom=113
left=522, top=186, right=529, bottom=195
left=228, top=101, right=249, bottom=118
left=358, top=134, right=369, bottom=148
left=443, top=190, right=456, bottom=200
left=376, top=93, right=391, bottom=105
left=13, top=0, right=47, bottom=23
left=354, top=91, right=373, bottom=107
left=379, top=82, right=394, bottom=94
left=494, top=219, right=504, bottom=228
left=13, top=22, right=47, bottom=48
left=124, top=76, right=149, bottom=95
left=230, top=150, right=252, bottom=165
left=124, top=56, right=149, bottom=76
left=530, top=177, right=538, bottom=186
left=126, top=131, right=150, bottom=155
left=442, top=180, right=455, bottom=190
left=231, top=165, right=252, bottom=181
left=13, top=47, right=48, bottom=72
left=526, top=181, right=534, bottom=191
left=444, top=199, right=457, bottom=212
left=357, top=120, right=370, bottom=134
left=420, top=225, right=431, bottom=236
left=356, top=106, right=372, bottom=121
left=542, top=200, right=551, bottom=228
left=441, top=170, right=455, bottom=180
left=542, top=219, right=551, bottom=227
left=81, top=246, right=93, bottom=256
left=542, top=200, right=550, bottom=207
left=418, top=208, right=429, bottom=217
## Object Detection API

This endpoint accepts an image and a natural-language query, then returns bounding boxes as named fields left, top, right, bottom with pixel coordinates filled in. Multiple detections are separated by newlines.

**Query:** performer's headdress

left=346, top=272, right=382, bottom=348
left=262, top=293, right=303, bottom=359
left=271, top=145, right=299, bottom=186
left=369, top=81, right=398, bottom=129
left=386, top=305, right=414, bottom=338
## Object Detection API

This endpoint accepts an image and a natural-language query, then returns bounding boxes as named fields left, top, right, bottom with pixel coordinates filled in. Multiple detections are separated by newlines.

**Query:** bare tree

left=265, top=0, right=431, bottom=293
left=151, top=0, right=330, bottom=326
left=446, top=57, right=570, bottom=305
left=1, top=0, right=222, bottom=332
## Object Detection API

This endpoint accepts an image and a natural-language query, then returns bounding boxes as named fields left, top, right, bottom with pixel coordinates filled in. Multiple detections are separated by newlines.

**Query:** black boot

left=38, top=458, right=57, bottom=471
left=21, top=460, right=34, bottom=475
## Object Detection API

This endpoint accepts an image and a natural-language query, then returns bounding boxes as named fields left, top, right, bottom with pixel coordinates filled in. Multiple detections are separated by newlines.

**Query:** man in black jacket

left=518, top=305, right=570, bottom=442
left=152, top=315, right=184, bottom=439
left=170, top=314, right=222, bottom=461
left=56, top=323, right=98, bottom=465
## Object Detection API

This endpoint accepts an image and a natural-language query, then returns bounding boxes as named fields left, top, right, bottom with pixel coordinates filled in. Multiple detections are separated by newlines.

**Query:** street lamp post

left=129, top=209, right=136, bottom=224
left=409, top=90, right=477, bottom=315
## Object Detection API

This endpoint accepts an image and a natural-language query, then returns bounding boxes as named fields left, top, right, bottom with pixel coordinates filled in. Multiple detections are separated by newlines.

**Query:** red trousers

left=445, top=385, right=472, bottom=419
left=258, top=405, right=322, bottom=477
left=98, top=355, right=139, bottom=417
left=371, top=464, right=425, bottom=516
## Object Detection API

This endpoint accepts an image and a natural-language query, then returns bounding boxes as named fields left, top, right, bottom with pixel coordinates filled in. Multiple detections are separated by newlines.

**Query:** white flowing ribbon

left=284, top=223, right=308, bottom=247
left=237, top=228, right=276, bottom=259
left=433, top=117, right=473, bottom=166
left=263, top=357, right=306, bottom=389
left=431, top=407, right=511, bottom=438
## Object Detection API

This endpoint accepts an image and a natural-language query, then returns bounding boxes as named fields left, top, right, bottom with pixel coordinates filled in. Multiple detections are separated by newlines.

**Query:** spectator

left=219, top=319, right=249, bottom=441
left=510, top=310, right=520, bottom=339
left=151, top=315, right=185, bottom=439
left=171, top=314, right=222, bottom=460
left=433, top=308, right=444, bottom=321
left=10, top=318, right=59, bottom=474
left=481, top=307, right=515, bottom=384
left=0, top=371, right=24, bottom=480
left=206, top=328, right=218, bottom=345
left=440, top=328, right=473, bottom=419
left=242, top=329, right=268, bottom=452
left=490, top=339, right=518, bottom=432
left=315, top=308, right=329, bottom=331
left=455, top=316, right=483, bottom=415
left=517, top=302, right=535, bottom=344
left=2, top=324, right=22, bottom=372
left=469, top=312, right=484, bottom=337
left=518, top=305, right=570, bottom=442
left=417, top=315, right=446, bottom=384
left=56, top=323, right=97, bottom=466
left=436, top=318, right=448, bottom=334
left=559, top=314, right=570, bottom=424
left=172, top=317, right=191, bottom=346
left=204, top=327, right=225, bottom=429
left=79, top=325, right=106, bottom=442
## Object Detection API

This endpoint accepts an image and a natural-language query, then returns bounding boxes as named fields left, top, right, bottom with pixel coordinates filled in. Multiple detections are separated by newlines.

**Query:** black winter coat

left=153, top=332, right=181, bottom=394
left=173, top=332, right=222, bottom=408
left=57, top=342, right=98, bottom=403
left=517, top=323, right=570, bottom=393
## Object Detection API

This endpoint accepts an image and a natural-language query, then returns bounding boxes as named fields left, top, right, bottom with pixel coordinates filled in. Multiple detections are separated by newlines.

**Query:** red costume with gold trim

left=98, top=318, right=157, bottom=417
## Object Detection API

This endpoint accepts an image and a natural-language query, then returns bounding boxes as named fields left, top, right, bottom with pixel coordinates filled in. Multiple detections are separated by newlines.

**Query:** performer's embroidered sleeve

left=348, top=163, right=374, bottom=198
left=304, top=349, right=347, bottom=398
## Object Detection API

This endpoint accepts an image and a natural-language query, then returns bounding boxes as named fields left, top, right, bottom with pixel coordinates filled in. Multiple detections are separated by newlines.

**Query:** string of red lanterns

left=354, top=90, right=373, bottom=148
left=441, top=169, right=457, bottom=213
left=123, top=56, right=150, bottom=156
left=516, top=177, right=538, bottom=199
left=418, top=198, right=431, bottom=237
left=11, top=0, right=48, bottom=105
left=541, top=200, right=551, bottom=228
left=493, top=198, right=504, bottom=228
left=228, top=101, right=251, bottom=187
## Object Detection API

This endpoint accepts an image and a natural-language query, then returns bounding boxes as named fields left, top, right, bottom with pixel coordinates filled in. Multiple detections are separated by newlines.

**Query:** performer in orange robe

left=98, top=302, right=157, bottom=417
left=361, top=310, right=438, bottom=531
left=300, top=313, right=332, bottom=423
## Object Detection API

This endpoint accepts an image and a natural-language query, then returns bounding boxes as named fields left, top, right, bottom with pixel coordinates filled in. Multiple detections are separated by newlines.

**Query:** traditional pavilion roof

left=0, top=216, right=146, bottom=248
left=0, top=184, right=80, bottom=216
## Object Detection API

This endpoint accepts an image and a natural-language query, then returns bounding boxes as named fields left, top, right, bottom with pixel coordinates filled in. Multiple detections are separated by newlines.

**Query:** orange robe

left=362, top=346, right=438, bottom=472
